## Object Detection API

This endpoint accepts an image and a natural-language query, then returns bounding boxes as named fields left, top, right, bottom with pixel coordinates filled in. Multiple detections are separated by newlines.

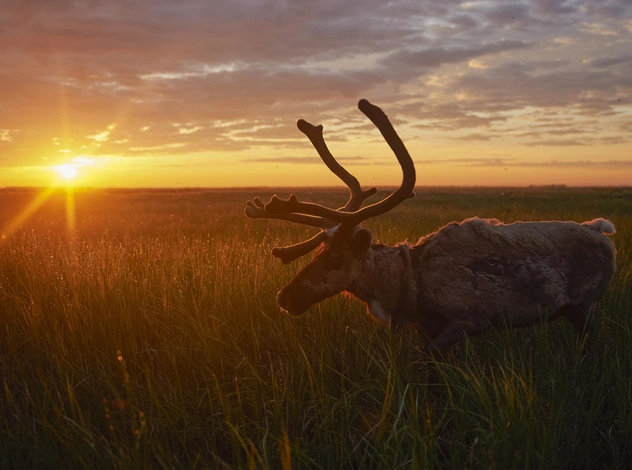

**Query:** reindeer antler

left=245, top=99, right=415, bottom=263
left=271, top=231, right=328, bottom=264
left=296, top=119, right=378, bottom=211
left=245, top=104, right=379, bottom=263
left=245, top=196, right=332, bottom=264
left=245, top=197, right=334, bottom=229
left=264, top=100, right=415, bottom=225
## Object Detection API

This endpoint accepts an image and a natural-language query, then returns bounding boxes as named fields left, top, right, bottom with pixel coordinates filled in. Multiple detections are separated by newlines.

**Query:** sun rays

left=0, top=159, right=96, bottom=243
left=0, top=187, right=57, bottom=242
left=1, top=186, right=77, bottom=244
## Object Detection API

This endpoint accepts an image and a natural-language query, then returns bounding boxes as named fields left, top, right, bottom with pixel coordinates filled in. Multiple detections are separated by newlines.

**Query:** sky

left=0, top=0, right=631, bottom=188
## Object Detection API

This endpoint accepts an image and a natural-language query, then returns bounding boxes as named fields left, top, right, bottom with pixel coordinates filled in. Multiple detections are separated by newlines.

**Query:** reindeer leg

left=561, top=303, right=595, bottom=350
left=422, top=322, right=469, bottom=358
left=419, top=322, right=469, bottom=397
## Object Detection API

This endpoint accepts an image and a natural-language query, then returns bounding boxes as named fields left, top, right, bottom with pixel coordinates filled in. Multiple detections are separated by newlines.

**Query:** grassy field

left=0, top=186, right=631, bottom=469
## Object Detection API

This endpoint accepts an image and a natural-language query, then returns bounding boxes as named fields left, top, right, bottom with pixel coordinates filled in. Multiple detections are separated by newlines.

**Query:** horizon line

left=2, top=184, right=630, bottom=191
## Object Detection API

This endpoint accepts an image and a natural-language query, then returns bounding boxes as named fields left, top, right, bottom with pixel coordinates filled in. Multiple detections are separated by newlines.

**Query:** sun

left=55, top=164, right=79, bottom=180
left=51, top=157, right=96, bottom=184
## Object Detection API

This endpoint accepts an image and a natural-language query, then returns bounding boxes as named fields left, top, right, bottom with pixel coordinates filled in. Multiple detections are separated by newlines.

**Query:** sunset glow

left=55, top=165, right=78, bottom=180
left=0, top=2, right=630, bottom=188
left=50, top=158, right=96, bottom=186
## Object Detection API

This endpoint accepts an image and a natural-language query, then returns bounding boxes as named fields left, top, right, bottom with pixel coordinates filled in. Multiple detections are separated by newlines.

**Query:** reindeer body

left=246, top=100, right=617, bottom=354
left=346, top=217, right=616, bottom=352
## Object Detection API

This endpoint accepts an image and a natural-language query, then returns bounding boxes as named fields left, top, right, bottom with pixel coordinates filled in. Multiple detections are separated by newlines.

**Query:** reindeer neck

left=346, top=243, right=417, bottom=326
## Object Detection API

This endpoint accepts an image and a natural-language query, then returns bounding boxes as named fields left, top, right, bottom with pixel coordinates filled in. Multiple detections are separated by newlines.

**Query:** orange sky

left=1, top=1, right=630, bottom=188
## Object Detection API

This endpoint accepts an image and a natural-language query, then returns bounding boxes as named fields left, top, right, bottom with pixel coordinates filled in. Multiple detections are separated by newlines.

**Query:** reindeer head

left=276, top=225, right=373, bottom=315
left=245, top=99, right=415, bottom=316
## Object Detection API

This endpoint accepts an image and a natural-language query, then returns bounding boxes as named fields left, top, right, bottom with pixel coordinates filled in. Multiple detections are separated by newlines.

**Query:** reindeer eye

left=325, top=252, right=344, bottom=269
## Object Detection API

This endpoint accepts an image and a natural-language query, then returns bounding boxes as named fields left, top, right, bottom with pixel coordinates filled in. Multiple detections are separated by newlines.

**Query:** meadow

left=0, top=186, right=631, bottom=469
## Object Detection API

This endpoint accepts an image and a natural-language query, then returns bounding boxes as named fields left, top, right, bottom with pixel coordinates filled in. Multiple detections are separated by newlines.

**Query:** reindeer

left=245, top=99, right=616, bottom=355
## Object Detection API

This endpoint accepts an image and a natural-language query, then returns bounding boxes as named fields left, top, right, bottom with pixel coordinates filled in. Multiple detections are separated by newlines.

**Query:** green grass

left=0, top=187, right=631, bottom=469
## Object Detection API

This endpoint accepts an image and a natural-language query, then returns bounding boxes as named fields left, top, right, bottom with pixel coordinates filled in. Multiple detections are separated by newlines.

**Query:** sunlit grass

left=0, top=187, right=630, bottom=468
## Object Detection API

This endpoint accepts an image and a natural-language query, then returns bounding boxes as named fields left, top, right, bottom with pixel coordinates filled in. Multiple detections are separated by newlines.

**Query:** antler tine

left=297, top=119, right=377, bottom=211
left=245, top=196, right=332, bottom=263
left=265, top=99, right=415, bottom=226
left=245, top=197, right=335, bottom=229
left=271, top=231, right=327, bottom=264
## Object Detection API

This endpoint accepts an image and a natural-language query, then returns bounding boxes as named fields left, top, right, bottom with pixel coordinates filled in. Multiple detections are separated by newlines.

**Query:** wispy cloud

left=239, top=156, right=377, bottom=165
left=0, top=129, right=16, bottom=142
left=415, top=158, right=632, bottom=168
left=87, top=124, right=116, bottom=143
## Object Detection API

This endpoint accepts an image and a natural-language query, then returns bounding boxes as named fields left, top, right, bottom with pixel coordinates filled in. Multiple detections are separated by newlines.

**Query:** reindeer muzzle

left=277, top=288, right=311, bottom=316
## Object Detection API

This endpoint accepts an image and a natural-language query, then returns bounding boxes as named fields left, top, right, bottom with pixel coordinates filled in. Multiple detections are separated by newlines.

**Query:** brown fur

left=277, top=217, right=616, bottom=354
left=409, top=218, right=616, bottom=353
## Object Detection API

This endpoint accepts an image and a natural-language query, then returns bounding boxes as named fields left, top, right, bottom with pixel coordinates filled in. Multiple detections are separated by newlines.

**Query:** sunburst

left=54, top=164, right=79, bottom=180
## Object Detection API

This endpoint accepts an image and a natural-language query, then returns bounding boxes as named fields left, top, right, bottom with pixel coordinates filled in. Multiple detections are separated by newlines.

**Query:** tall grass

left=0, top=187, right=631, bottom=468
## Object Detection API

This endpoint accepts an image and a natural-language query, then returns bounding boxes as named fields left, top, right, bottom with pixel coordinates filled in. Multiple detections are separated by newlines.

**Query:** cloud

left=0, top=0, right=630, bottom=184
left=87, top=124, right=116, bottom=143
left=511, top=159, right=632, bottom=168
left=585, top=55, right=632, bottom=67
left=484, top=4, right=531, bottom=25
left=533, top=0, right=577, bottom=15
left=0, top=129, right=16, bottom=142
left=381, top=40, right=531, bottom=71
left=177, top=126, right=204, bottom=135
left=239, top=156, right=379, bottom=165
left=445, top=62, right=630, bottom=117
left=581, top=22, right=620, bottom=36
left=415, top=158, right=632, bottom=168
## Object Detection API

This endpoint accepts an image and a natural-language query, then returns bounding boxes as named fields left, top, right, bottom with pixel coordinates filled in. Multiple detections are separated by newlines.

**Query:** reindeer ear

left=353, top=228, right=372, bottom=253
